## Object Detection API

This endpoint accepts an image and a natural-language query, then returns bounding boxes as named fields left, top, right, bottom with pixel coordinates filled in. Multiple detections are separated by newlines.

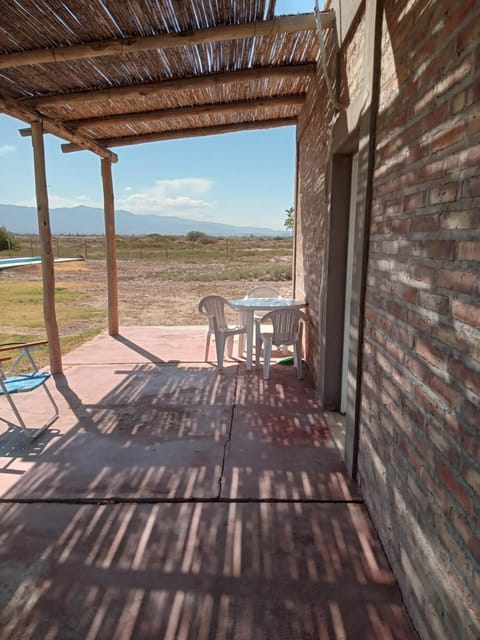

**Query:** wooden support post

left=101, top=157, right=119, bottom=335
left=31, top=121, right=62, bottom=373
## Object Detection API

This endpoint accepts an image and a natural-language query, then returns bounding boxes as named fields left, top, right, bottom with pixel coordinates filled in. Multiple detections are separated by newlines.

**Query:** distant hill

left=0, top=204, right=288, bottom=237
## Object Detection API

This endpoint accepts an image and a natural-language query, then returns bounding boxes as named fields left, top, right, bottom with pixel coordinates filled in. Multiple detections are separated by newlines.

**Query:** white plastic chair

left=256, top=308, right=306, bottom=380
left=245, top=285, right=283, bottom=299
left=198, top=295, right=247, bottom=369
left=0, top=340, right=59, bottom=438
left=242, top=286, right=284, bottom=354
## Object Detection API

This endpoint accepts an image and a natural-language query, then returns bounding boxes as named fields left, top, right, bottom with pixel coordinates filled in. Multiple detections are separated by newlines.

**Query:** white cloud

left=17, top=194, right=100, bottom=209
left=116, top=178, right=214, bottom=219
left=14, top=178, right=215, bottom=220
left=0, top=145, right=15, bottom=157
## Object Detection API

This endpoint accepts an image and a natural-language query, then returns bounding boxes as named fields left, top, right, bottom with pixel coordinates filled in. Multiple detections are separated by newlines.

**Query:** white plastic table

left=229, top=297, right=306, bottom=369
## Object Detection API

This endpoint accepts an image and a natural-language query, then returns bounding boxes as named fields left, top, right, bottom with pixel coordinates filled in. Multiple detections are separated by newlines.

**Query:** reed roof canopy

left=0, top=1, right=334, bottom=160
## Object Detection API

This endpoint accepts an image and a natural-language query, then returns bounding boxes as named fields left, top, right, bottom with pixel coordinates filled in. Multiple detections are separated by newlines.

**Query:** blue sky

left=0, top=0, right=318, bottom=231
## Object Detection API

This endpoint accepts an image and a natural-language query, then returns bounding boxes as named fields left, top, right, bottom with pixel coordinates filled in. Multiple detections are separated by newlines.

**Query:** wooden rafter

left=61, top=95, right=306, bottom=130
left=0, top=12, right=334, bottom=71
left=24, top=63, right=316, bottom=108
left=62, top=117, right=297, bottom=152
left=0, top=93, right=118, bottom=161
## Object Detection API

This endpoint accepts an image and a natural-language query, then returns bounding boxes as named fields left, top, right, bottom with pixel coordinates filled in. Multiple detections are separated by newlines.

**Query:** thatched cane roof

left=0, top=1, right=333, bottom=160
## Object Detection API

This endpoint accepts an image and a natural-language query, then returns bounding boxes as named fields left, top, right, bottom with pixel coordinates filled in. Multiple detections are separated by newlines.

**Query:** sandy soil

left=2, top=259, right=293, bottom=332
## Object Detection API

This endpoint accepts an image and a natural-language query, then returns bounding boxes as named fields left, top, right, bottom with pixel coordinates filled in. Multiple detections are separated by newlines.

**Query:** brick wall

left=296, top=12, right=360, bottom=387
left=296, top=0, right=480, bottom=638
left=296, top=63, right=335, bottom=385
left=359, top=2, right=480, bottom=638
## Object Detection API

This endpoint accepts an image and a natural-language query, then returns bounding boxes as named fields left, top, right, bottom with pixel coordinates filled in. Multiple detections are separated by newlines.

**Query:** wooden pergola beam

left=61, top=94, right=306, bottom=130
left=24, top=63, right=316, bottom=108
left=62, top=117, right=297, bottom=152
left=0, top=12, right=334, bottom=71
left=0, top=93, right=118, bottom=162
left=101, top=158, right=119, bottom=336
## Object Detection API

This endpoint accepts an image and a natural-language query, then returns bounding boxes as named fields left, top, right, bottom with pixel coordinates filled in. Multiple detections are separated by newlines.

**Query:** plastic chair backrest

left=261, top=308, right=306, bottom=346
left=245, top=285, right=282, bottom=299
left=198, top=295, right=229, bottom=330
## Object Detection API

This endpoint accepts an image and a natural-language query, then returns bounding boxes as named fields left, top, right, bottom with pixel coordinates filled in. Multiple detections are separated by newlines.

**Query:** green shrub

left=185, top=230, right=209, bottom=242
left=0, top=226, right=20, bottom=251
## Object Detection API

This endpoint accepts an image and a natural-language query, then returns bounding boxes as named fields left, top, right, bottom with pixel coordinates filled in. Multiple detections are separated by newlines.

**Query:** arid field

left=0, top=235, right=293, bottom=364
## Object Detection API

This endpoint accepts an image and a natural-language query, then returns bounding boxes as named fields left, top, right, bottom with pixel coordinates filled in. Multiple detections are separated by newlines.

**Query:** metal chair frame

left=0, top=341, right=59, bottom=439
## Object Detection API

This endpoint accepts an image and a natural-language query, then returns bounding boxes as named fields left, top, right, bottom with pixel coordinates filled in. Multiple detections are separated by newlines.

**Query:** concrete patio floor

left=0, top=327, right=416, bottom=639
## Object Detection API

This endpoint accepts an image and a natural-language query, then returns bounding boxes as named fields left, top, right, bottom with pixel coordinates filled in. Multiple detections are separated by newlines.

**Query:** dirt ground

left=2, top=259, right=293, bottom=332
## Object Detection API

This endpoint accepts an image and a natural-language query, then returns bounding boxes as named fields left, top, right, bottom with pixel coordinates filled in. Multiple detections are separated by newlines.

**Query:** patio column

left=101, top=157, right=119, bottom=335
left=343, top=0, right=384, bottom=479
left=31, top=121, right=62, bottom=374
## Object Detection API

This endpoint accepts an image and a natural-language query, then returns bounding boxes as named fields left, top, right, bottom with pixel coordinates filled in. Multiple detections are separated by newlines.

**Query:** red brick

left=452, top=300, right=480, bottom=327
left=431, top=123, right=465, bottom=153
left=446, top=0, right=476, bottom=32
left=413, top=86, right=437, bottom=117
left=394, top=282, right=418, bottom=304
left=448, top=357, right=480, bottom=396
left=462, top=144, right=480, bottom=168
left=429, top=372, right=461, bottom=407
left=409, top=142, right=429, bottom=163
left=403, top=397, right=426, bottom=429
left=428, top=422, right=452, bottom=458
left=456, top=7, right=480, bottom=54
left=408, top=309, right=437, bottom=333
left=417, top=291, right=449, bottom=315
left=416, top=338, right=446, bottom=370
left=386, top=299, right=406, bottom=320
left=423, top=240, right=456, bottom=260
left=412, top=263, right=436, bottom=286
left=422, top=469, right=454, bottom=515
left=437, top=462, right=474, bottom=514
left=451, top=89, right=469, bottom=115
left=435, top=57, right=473, bottom=99
left=451, top=507, right=480, bottom=559
left=410, top=213, right=439, bottom=232
left=403, top=191, right=426, bottom=211
left=385, top=339, right=403, bottom=364
left=398, top=326, right=415, bottom=350
left=414, top=383, right=442, bottom=422
left=460, top=430, right=480, bottom=461
left=464, top=176, right=480, bottom=198
left=436, top=323, right=480, bottom=363
left=443, top=410, right=462, bottom=439
left=420, top=102, right=449, bottom=135
left=458, top=242, right=480, bottom=261
left=417, top=159, right=445, bottom=182
left=390, top=217, right=411, bottom=234
left=467, top=111, right=480, bottom=135
left=386, top=199, right=403, bottom=215
left=465, top=468, right=480, bottom=495
left=463, top=400, right=480, bottom=432
left=429, top=183, right=459, bottom=205
left=436, top=269, right=473, bottom=294
left=404, top=353, right=429, bottom=383
left=371, top=328, right=386, bottom=347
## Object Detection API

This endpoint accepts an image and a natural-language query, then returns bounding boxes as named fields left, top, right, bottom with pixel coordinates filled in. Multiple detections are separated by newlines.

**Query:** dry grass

left=0, top=246, right=293, bottom=367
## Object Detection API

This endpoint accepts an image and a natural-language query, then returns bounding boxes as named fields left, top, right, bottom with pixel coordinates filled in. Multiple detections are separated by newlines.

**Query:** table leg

left=246, top=310, right=254, bottom=369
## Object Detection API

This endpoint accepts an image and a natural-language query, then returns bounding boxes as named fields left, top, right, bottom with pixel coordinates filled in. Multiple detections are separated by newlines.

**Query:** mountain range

left=0, top=204, right=288, bottom=237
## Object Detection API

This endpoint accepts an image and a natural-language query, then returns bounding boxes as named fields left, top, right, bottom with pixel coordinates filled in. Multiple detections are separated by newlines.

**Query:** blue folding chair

left=0, top=341, right=59, bottom=439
